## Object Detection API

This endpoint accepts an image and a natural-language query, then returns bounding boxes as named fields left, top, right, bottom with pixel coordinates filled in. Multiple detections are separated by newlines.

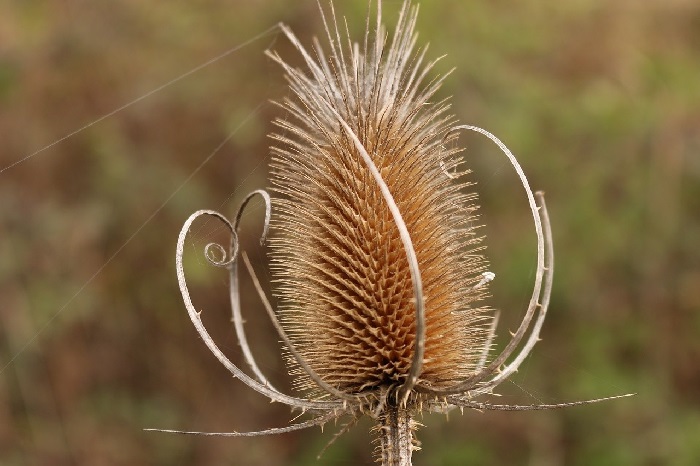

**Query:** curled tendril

left=174, top=208, right=343, bottom=411
left=204, top=242, right=235, bottom=267
left=200, top=189, right=270, bottom=270
left=234, top=189, right=272, bottom=245
left=417, top=125, right=549, bottom=397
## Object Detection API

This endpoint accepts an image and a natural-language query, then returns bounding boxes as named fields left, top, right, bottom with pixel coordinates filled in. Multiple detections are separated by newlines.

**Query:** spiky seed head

left=268, top=1, right=490, bottom=399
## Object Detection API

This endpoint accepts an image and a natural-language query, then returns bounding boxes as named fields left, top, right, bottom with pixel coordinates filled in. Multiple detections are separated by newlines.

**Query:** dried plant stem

left=378, top=403, right=414, bottom=466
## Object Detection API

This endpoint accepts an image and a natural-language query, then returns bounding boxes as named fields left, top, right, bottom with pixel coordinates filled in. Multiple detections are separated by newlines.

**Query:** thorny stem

left=378, top=403, right=414, bottom=466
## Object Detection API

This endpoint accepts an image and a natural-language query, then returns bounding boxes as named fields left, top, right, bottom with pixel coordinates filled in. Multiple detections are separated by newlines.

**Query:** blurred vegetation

left=1, top=0, right=699, bottom=465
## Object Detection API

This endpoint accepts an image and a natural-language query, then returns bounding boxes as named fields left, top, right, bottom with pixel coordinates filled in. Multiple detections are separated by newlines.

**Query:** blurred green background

left=1, top=0, right=699, bottom=464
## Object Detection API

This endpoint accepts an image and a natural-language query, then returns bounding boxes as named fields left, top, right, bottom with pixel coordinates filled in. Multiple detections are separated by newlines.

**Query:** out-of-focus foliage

left=1, top=0, right=698, bottom=465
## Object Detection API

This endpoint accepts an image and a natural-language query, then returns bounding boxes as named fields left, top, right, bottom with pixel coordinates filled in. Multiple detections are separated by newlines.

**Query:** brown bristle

left=267, top=1, right=490, bottom=396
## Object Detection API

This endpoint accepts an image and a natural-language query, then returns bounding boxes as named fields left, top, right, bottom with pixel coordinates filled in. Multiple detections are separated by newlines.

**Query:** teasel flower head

left=267, top=1, right=490, bottom=399
left=150, top=1, right=634, bottom=465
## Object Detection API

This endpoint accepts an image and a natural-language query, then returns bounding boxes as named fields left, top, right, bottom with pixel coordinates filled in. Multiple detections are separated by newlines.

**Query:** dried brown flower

left=267, top=5, right=489, bottom=398
left=149, top=2, right=633, bottom=465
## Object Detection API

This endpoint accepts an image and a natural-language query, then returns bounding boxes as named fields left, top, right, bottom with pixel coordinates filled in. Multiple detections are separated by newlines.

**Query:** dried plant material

left=148, top=2, right=634, bottom=465
left=266, top=3, right=489, bottom=398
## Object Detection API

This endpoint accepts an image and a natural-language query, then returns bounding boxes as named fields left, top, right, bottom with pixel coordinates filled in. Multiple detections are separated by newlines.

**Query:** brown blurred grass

left=1, top=0, right=699, bottom=465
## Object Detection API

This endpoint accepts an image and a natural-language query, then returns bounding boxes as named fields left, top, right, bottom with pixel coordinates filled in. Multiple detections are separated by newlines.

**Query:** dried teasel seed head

left=266, top=0, right=492, bottom=399
left=158, top=2, right=633, bottom=462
